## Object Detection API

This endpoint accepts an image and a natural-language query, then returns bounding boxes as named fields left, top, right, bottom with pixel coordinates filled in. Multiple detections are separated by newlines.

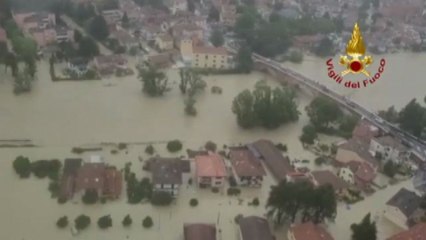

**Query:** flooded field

left=0, top=52, right=423, bottom=240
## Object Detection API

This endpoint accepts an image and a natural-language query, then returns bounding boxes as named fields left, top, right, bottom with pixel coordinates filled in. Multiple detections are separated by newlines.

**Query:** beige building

left=155, top=34, right=174, bottom=51
left=192, top=46, right=231, bottom=69
left=180, top=38, right=193, bottom=62
left=384, top=188, right=421, bottom=229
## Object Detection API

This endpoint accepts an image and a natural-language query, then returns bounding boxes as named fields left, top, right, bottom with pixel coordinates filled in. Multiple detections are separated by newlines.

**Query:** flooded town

left=1, top=0, right=426, bottom=240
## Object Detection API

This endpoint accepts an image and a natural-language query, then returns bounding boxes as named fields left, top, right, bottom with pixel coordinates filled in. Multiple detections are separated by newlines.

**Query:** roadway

left=226, top=45, right=426, bottom=158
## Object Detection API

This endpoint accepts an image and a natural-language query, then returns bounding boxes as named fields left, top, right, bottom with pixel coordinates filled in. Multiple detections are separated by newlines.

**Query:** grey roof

left=249, top=139, right=294, bottom=181
left=239, top=216, right=274, bottom=240
left=413, top=168, right=426, bottom=193
left=373, top=136, right=408, bottom=152
left=63, top=158, right=82, bottom=176
left=386, top=188, right=421, bottom=218
left=151, top=158, right=183, bottom=185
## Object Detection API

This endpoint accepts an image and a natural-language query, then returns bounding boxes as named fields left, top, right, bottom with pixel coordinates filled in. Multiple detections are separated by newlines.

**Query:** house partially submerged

left=229, top=147, right=266, bottom=187
left=384, top=188, right=422, bottom=229
left=184, top=223, right=216, bottom=240
left=369, top=135, right=409, bottom=164
left=387, top=223, right=426, bottom=240
left=288, top=222, right=334, bottom=240
left=60, top=158, right=83, bottom=199
left=150, top=157, right=187, bottom=196
left=248, top=139, right=294, bottom=182
left=335, top=139, right=379, bottom=169
left=238, top=216, right=275, bottom=240
left=310, top=170, right=350, bottom=195
left=195, top=152, right=227, bottom=188
left=338, top=160, right=376, bottom=191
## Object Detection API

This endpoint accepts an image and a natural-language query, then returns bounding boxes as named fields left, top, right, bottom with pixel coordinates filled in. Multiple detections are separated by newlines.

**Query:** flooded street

left=0, top=52, right=424, bottom=240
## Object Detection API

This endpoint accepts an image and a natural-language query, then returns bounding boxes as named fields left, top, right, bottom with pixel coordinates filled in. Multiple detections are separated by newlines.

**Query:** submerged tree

left=398, top=99, right=425, bottom=138
left=300, top=124, right=318, bottom=146
left=13, top=156, right=31, bottom=178
left=13, top=68, right=34, bottom=94
left=179, top=68, right=206, bottom=116
left=306, top=96, right=342, bottom=130
left=139, top=66, right=170, bottom=96
left=351, top=213, right=377, bottom=240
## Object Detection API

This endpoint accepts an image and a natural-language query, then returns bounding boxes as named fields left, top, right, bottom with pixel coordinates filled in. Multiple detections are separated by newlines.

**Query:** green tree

left=89, top=15, right=109, bottom=41
left=167, top=140, right=183, bottom=152
left=208, top=6, right=220, bottom=22
left=142, top=216, right=153, bottom=228
left=56, top=216, right=69, bottom=228
left=139, top=66, right=170, bottom=96
left=82, top=189, right=99, bottom=204
left=232, top=89, right=257, bottom=128
left=398, top=99, right=425, bottom=137
left=234, top=7, right=257, bottom=42
left=252, top=21, right=291, bottom=57
left=11, top=36, right=37, bottom=60
left=236, top=43, right=253, bottom=73
left=0, top=42, right=8, bottom=59
left=31, top=159, right=62, bottom=180
left=314, top=37, right=334, bottom=57
left=351, top=213, right=377, bottom=240
left=306, top=96, right=342, bottom=129
left=184, top=96, right=197, bottom=116
left=122, top=12, right=130, bottom=28
left=210, top=28, right=224, bottom=47
left=288, top=50, right=303, bottom=63
left=187, top=0, right=195, bottom=12
left=78, top=37, right=100, bottom=58
left=145, top=145, right=155, bottom=155
left=97, top=215, right=113, bottom=229
left=74, top=29, right=83, bottom=43
left=4, top=52, right=18, bottom=76
left=13, top=69, right=33, bottom=94
left=339, top=115, right=359, bottom=134
left=190, top=198, right=198, bottom=207
left=122, top=214, right=132, bottom=227
left=378, top=106, right=399, bottom=123
left=75, top=215, right=91, bottom=230
left=300, top=124, right=318, bottom=145
left=383, top=161, right=397, bottom=178
left=13, top=156, right=31, bottom=178
left=179, top=68, right=206, bottom=95
left=151, top=191, right=173, bottom=206
left=420, top=194, right=426, bottom=209
left=25, top=57, right=37, bottom=78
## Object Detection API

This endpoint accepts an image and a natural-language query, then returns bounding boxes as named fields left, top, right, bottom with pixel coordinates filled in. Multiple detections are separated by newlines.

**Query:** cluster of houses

left=12, top=11, right=74, bottom=48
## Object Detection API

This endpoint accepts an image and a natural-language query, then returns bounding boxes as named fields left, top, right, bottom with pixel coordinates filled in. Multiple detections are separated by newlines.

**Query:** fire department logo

left=326, top=22, right=386, bottom=89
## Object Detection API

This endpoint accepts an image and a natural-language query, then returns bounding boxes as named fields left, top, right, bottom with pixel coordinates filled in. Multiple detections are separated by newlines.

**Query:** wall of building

left=192, top=53, right=229, bottom=69
left=384, top=206, right=409, bottom=230
left=338, top=167, right=355, bottom=185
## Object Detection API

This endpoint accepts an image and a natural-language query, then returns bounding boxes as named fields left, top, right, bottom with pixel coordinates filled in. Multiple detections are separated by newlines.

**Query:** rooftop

left=151, top=158, right=183, bottom=185
left=248, top=139, right=294, bottom=181
left=311, top=170, right=349, bottom=191
left=386, top=188, right=421, bottom=218
left=195, top=152, right=227, bottom=178
left=373, top=135, right=408, bottom=152
left=75, top=163, right=106, bottom=192
left=239, top=216, right=274, bottom=240
left=347, top=161, right=376, bottom=182
left=338, top=138, right=378, bottom=167
left=63, top=158, right=82, bottom=176
left=290, top=222, right=334, bottom=240
left=229, top=148, right=266, bottom=177
left=184, top=223, right=216, bottom=240
left=352, top=119, right=379, bottom=142
left=193, top=46, right=228, bottom=55
left=387, top=222, right=426, bottom=240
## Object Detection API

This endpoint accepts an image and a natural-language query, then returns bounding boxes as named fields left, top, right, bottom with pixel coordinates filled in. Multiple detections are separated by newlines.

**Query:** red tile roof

left=195, top=152, right=227, bottom=178
left=290, top=222, right=334, bottom=240
left=387, top=223, right=426, bottom=240
left=75, top=163, right=105, bottom=192
left=352, top=119, right=379, bottom=142
left=229, top=148, right=266, bottom=177
left=193, top=46, right=228, bottom=55
left=103, top=167, right=122, bottom=198
left=184, top=223, right=216, bottom=240
left=311, top=170, right=349, bottom=191
left=347, top=161, right=376, bottom=183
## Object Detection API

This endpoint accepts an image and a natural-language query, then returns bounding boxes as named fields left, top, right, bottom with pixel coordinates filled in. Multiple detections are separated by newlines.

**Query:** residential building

left=151, top=157, right=183, bottom=196
left=93, top=54, right=128, bottom=75
left=387, top=223, right=426, bottom=240
left=413, top=163, right=426, bottom=193
left=335, top=139, right=379, bottom=169
left=13, top=11, right=56, bottom=32
left=147, top=53, right=174, bottom=68
left=102, top=9, right=123, bottom=24
left=180, top=38, right=194, bottom=62
left=195, top=152, right=227, bottom=188
left=184, top=223, right=216, bottom=240
left=338, top=161, right=376, bottom=191
left=369, top=135, right=408, bottom=163
left=229, top=147, right=266, bottom=187
left=141, top=23, right=163, bottom=41
left=0, top=27, right=7, bottom=42
left=288, top=222, right=334, bottom=240
left=72, top=162, right=122, bottom=199
left=384, top=188, right=422, bottom=229
left=29, top=27, right=57, bottom=47
left=55, top=26, right=74, bottom=43
left=248, top=139, right=295, bottom=182
left=67, top=58, right=90, bottom=77
left=165, top=0, right=188, bottom=14
left=287, top=172, right=314, bottom=185
left=352, top=119, right=380, bottom=143
left=60, top=158, right=83, bottom=199
left=172, top=23, right=204, bottom=46
left=310, top=170, right=350, bottom=195
left=220, top=3, right=237, bottom=26
left=110, top=28, right=139, bottom=49
left=155, top=34, right=174, bottom=51
left=192, top=45, right=232, bottom=69
left=238, top=216, right=275, bottom=240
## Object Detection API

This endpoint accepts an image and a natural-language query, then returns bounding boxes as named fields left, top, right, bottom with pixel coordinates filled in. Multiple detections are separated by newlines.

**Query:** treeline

left=379, top=97, right=426, bottom=140
left=234, top=6, right=340, bottom=58
left=232, top=81, right=299, bottom=129
left=301, top=96, right=359, bottom=145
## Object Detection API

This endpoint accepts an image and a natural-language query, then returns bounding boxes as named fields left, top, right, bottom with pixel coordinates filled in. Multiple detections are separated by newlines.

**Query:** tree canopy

left=398, top=99, right=426, bottom=138
left=306, top=96, right=343, bottom=130
left=236, top=43, right=253, bottom=73
left=300, top=124, right=318, bottom=145
left=75, top=215, right=91, bottom=230
left=232, top=81, right=299, bottom=129
left=351, top=213, right=377, bottom=240
left=267, top=180, right=337, bottom=225
left=89, top=15, right=110, bottom=41
left=139, top=66, right=170, bottom=96
left=208, top=6, right=220, bottom=22
left=97, top=215, right=113, bottom=229
left=314, top=37, right=334, bottom=57
left=210, top=28, right=224, bottom=47
left=13, top=156, right=31, bottom=178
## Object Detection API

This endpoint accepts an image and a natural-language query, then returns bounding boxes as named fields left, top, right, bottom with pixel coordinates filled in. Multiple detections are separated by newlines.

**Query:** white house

left=384, top=188, right=421, bottom=229
left=338, top=167, right=355, bottom=185
left=369, top=135, right=408, bottom=163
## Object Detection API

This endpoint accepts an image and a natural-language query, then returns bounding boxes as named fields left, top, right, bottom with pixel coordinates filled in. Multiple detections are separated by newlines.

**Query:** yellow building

left=180, top=38, right=193, bottom=62
left=155, top=34, right=174, bottom=51
left=192, top=46, right=231, bottom=69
